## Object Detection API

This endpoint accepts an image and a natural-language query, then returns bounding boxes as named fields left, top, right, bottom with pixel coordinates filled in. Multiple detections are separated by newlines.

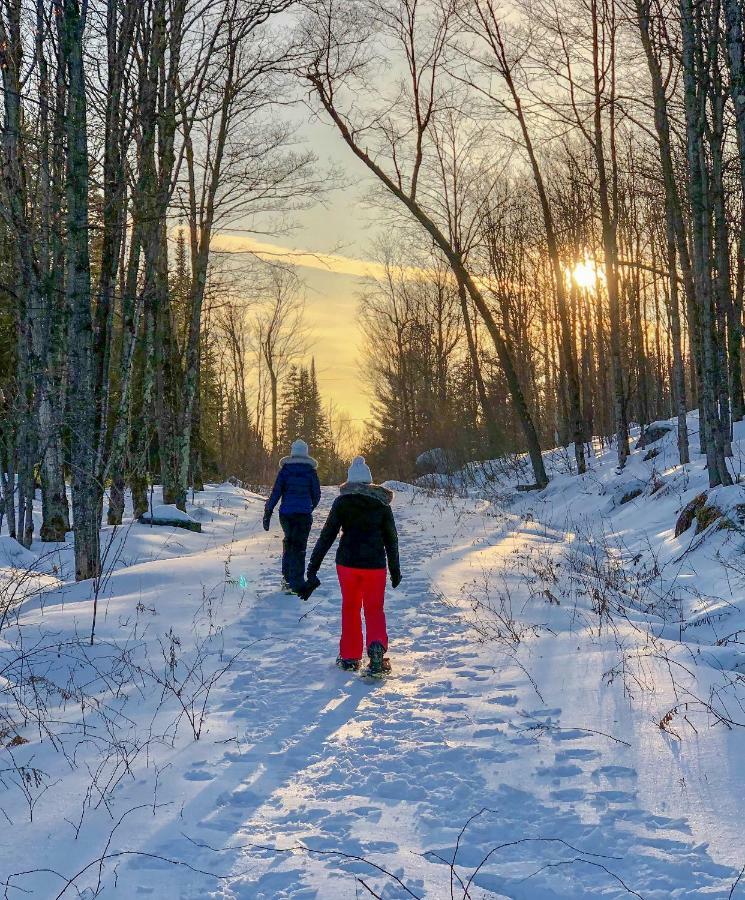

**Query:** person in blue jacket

left=263, top=439, right=322, bottom=593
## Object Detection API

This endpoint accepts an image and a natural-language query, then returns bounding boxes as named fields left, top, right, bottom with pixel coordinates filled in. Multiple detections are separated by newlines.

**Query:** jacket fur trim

left=340, top=482, right=394, bottom=505
left=280, top=455, right=318, bottom=470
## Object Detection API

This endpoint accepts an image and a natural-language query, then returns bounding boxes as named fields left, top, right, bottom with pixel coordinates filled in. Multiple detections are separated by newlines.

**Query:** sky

left=216, top=112, right=384, bottom=426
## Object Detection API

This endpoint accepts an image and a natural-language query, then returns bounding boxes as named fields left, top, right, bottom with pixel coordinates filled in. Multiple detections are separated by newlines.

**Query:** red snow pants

left=336, top=564, right=388, bottom=660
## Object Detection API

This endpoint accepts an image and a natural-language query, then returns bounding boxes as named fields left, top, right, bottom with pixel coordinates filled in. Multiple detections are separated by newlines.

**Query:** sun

left=572, top=261, right=597, bottom=289
left=567, top=256, right=604, bottom=291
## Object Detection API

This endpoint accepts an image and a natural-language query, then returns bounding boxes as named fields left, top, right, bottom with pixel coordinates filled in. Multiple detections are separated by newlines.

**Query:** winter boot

left=281, top=578, right=296, bottom=595
left=367, top=641, right=385, bottom=676
left=336, top=656, right=361, bottom=671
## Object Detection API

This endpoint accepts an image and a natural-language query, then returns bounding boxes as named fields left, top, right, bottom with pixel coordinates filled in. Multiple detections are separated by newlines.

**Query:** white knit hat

left=290, top=439, right=309, bottom=457
left=347, top=455, right=373, bottom=484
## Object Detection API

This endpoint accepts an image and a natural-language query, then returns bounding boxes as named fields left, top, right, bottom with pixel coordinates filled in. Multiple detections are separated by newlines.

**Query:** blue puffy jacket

left=265, top=459, right=321, bottom=517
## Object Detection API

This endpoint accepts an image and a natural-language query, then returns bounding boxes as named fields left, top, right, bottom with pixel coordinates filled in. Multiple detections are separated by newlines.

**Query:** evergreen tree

left=278, top=359, right=336, bottom=479
left=278, top=365, right=302, bottom=451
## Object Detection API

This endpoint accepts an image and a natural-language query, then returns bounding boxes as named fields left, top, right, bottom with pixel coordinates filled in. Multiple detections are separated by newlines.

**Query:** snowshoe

left=360, top=642, right=391, bottom=678
left=336, top=656, right=361, bottom=671
left=360, top=658, right=392, bottom=679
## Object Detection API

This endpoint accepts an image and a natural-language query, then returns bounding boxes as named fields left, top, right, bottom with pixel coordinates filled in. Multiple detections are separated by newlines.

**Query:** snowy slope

left=0, top=422, right=744, bottom=897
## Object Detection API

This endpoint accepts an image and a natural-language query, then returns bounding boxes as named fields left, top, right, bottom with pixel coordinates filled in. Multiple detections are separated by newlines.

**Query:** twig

left=356, top=877, right=383, bottom=899
left=182, top=834, right=423, bottom=898
left=519, top=857, right=645, bottom=899
left=730, top=863, right=745, bottom=899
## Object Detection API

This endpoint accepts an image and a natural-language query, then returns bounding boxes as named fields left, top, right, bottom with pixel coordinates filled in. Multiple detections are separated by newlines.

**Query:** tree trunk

left=666, top=216, right=690, bottom=463
left=270, top=370, right=279, bottom=458
left=591, top=0, right=628, bottom=469
left=35, top=0, right=69, bottom=541
left=723, top=0, right=745, bottom=421
left=457, top=277, right=502, bottom=456
left=60, top=0, right=102, bottom=579
left=680, top=0, right=731, bottom=486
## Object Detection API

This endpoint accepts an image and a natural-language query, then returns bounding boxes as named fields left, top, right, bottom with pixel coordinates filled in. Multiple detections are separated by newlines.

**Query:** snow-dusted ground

left=1, top=414, right=745, bottom=897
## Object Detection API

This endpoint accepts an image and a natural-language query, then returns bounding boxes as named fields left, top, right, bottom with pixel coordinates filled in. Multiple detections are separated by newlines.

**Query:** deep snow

left=0, top=414, right=744, bottom=897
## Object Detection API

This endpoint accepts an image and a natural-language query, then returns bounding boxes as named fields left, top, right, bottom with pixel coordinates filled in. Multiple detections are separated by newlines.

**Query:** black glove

left=262, top=509, right=271, bottom=531
left=298, top=573, right=321, bottom=601
left=390, top=570, right=402, bottom=589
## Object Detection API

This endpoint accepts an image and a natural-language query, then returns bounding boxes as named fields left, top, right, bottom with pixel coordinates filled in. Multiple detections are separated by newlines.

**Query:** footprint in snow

left=472, top=727, right=503, bottom=738
left=509, top=734, right=540, bottom=746
left=488, top=693, right=519, bottom=706
left=535, top=762, right=584, bottom=778
left=555, top=747, right=600, bottom=762
left=183, top=769, right=215, bottom=781
left=550, top=787, right=586, bottom=801
left=550, top=727, right=590, bottom=741
left=592, top=789, right=636, bottom=804
left=527, top=707, right=562, bottom=717
left=592, top=765, right=638, bottom=780
left=455, top=669, right=489, bottom=681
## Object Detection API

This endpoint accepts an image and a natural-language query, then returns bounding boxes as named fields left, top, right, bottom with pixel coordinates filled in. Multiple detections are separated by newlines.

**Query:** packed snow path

left=1, top=481, right=744, bottom=898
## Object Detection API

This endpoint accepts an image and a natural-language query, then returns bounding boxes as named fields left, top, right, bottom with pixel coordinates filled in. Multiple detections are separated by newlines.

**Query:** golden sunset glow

left=567, top=257, right=604, bottom=291
left=210, top=232, right=401, bottom=280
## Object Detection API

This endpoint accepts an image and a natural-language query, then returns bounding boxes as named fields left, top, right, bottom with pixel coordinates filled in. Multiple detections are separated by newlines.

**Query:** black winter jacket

left=308, top=483, right=400, bottom=578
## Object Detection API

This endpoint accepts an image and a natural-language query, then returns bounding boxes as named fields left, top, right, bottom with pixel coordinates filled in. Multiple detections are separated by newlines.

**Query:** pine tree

left=278, top=365, right=301, bottom=451
left=278, top=360, right=336, bottom=479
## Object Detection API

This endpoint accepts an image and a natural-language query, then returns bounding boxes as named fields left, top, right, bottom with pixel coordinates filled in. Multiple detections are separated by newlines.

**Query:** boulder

left=415, top=448, right=457, bottom=476
left=138, top=504, right=202, bottom=533
left=635, top=421, right=672, bottom=450
left=605, top=478, right=647, bottom=511
left=674, top=492, right=707, bottom=537
left=675, top=487, right=745, bottom=537
left=695, top=503, right=723, bottom=534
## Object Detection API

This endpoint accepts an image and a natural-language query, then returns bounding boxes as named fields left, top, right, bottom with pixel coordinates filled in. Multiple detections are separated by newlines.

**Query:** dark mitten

left=390, top=570, right=402, bottom=589
left=262, top=509, right=271, bottom=531
left=298, top=573, right=321, bottom=601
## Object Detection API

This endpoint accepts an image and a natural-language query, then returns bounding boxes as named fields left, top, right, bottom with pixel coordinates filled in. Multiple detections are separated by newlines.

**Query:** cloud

left=210, top=232, right=392, bottom=280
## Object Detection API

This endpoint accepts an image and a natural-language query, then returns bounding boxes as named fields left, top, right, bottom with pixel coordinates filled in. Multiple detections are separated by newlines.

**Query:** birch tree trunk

left=0, top=0, right=66, bottom=546
left=60, top=0, right=102, bottom=579
left=634, top=0, right=691, bottom=463
left=590, top=0, right=628, bottom=469
left=666, top=217, right=690, bottom=464
left=35, top=0, right=69, bottom=541
left=708, top=3, right=734, bottom=457
left=723, top=0, right=745, bottom=422
left=680, top=0, right=732, bottom=487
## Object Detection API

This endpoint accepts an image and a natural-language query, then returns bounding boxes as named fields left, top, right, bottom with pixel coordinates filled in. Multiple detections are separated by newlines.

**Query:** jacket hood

left=340, top=482, right=394, bottom=505
left=280, top=455, right=318, bottom=470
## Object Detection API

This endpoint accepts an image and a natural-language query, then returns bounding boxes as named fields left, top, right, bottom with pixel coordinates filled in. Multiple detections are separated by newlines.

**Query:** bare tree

left=255, top=268, right=308, bottom=457
left=462, top=2, right=587, bottom=474
left=302, top=0, right=549, bottom=487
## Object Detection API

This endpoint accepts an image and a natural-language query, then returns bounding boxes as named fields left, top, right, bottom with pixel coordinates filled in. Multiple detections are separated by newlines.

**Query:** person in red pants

left=304, top=456, right=401, bottom=674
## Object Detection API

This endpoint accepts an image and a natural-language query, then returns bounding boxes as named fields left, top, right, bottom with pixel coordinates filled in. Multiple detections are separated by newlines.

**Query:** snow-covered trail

left=120, top=488, right=741, bottom=898
left=2, top=482, right=743, bottom=898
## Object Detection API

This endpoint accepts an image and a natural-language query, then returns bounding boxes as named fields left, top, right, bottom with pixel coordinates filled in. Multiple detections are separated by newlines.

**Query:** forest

left=0, top=0, right=743, bottom=580
left=2, top=3, right=745, bottom=897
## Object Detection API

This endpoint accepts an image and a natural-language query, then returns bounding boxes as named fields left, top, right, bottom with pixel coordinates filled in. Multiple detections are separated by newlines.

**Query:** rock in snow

left=415, top=447, right=457, bottom=475
left=635, top=420, right=673, bottom=449
left=604, top=477, right=647, bottom=510
left=138, top=503, right=202, bottom=532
